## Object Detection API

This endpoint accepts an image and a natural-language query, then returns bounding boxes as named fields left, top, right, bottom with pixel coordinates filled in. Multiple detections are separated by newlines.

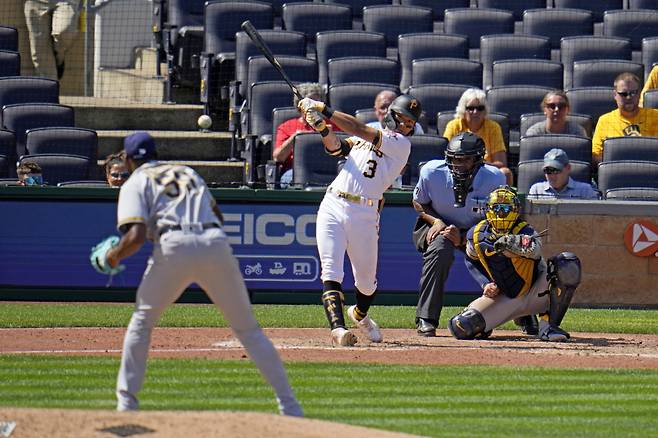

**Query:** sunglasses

left=111, top=171, right=130, bottom=179
left=466, top=105, right=486, bottom=112
left=546, top=103, right=567, bottom=110
left=544, top=167, right=562, bottom=175
left=615, top=90, right=639, bottom=98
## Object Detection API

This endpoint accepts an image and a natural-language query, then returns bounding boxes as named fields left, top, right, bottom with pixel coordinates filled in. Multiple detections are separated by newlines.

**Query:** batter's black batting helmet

left=383, top=94, right=422, bottom=134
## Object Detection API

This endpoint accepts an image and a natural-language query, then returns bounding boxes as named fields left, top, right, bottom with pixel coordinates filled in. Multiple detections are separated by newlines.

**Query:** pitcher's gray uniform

left=110, top=132, right=301, bottom=415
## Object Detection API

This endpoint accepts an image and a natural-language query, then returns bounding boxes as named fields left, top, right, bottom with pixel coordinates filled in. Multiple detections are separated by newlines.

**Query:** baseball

left=197, top=114, right=212, bottom=130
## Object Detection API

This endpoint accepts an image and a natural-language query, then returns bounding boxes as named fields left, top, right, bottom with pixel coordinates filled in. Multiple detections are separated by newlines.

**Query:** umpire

left=412, top=133, right=505, bottom=336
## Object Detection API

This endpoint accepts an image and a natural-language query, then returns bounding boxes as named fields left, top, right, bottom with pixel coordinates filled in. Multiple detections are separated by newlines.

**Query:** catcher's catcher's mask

left=485, top=186, right=520, bottom=234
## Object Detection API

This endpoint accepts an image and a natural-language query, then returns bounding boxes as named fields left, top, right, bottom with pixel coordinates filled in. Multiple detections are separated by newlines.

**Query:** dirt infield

left=2, top=327, right=657, bottom=437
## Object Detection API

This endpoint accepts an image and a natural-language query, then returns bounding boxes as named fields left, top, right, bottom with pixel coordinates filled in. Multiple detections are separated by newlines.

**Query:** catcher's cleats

left=90, top=235, right=125, bottom=276
left=331, top=327, right=357, bottom=347
left=539, top=324, right=570, bottom=342
left=514, top=315, right=539, bottom=336
left=347, top=305, right=382, bottom=343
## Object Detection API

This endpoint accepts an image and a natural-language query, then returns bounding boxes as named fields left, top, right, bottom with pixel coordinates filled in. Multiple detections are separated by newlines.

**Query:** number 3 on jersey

left=363, top=159, right=377, bottom=178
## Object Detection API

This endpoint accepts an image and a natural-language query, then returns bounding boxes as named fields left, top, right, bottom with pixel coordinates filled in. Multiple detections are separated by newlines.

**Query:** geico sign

left=223, top=213, right=316, bottom=246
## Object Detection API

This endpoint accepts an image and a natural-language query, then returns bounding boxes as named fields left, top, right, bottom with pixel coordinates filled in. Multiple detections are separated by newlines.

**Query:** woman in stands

left=525, top=90, right=587, bottom=137
left=105, top=152, right=129, bottom=188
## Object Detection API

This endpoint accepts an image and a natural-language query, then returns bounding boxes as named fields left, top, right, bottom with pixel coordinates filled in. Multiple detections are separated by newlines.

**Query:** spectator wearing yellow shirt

left=639, top=65, right=658, bottom=108
left=443, top=88, right=513, bottom=185
left=592, top=72, right=658, bottom=165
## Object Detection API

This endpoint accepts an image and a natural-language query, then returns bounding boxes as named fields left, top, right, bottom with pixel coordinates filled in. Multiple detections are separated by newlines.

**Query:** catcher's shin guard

left=322, top=281, right=346, bottom=330
left=547, top=252, right=581, bottom=326
left=448, top=308, right=487, bottom=340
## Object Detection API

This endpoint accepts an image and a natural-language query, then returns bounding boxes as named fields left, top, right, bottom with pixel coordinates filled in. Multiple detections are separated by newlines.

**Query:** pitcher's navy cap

left=124, top=131, right=156, bottom=160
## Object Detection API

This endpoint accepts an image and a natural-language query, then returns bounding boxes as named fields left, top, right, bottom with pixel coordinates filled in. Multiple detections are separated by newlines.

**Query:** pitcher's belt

left=327, top=186, right=379, bottom=207
left=158, top=222, right=220, bottom=236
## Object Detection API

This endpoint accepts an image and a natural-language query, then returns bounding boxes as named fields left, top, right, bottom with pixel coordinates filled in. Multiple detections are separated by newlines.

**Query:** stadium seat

left=400, top=0, right=469, bottom=22
left=603, top=10, right=658, bottom=51
left=605, top=187, right=658, bottom=200
left=0, top=50, right=20, bottom=77
left=516, top=159, right=592, bottom=195
left=520, top=112, right=593, bottom=138
left=553, top=0, right=624, bottom=22
left=0, top=26, right=18, bottom=52
left=25, top=127, right=98, bottom=163
left=398, top=33, right=469, bottom=90
left=282, top=3, right=352, bottom=48
left=0, top=77, right=59, bottom=110
left=355, top=108, right=377, bottom=124
left=405, top=134, right=449, bottom=185
left=324, top=0, right=391, bottom=24
left=643, top=89, right=658, bottom=108
left=272, top=106, right=300, bottom=148
left=601, top=136, right=658, bottom=162
left=480, top=34, right=551, bottom=90
left=1, top=103, right=75, bottom=165
left=522, top=8, right=594, bottom=50
left=17, top=153, right=92, bottom=186
left=518, top=134, right=592, bottom=163
left=560, top=36, right=632, bottom=89
left=476, top=0, right=548, bottom=21
left=363, top=5, right=434, bottom=48
left=411, top=58, right=482, bottom=88
left=642, top=37, right=658, bottom=79
left=571, top=59, right=644, bottom=88
left=486, top=85, right=554, bottom=132
left=444, top=8, right=515, bottom=50
left=58, top=180, right=111, bottom=188
left=328, top=82, right=399, bottom=117
left=247, top=81, right=296, bottom=144
left=627, top=0, right=658, bottom=10
left=247, top=55, right=317, bottom=92
left=406, top=83, right=471, bottom=133
left=597, top=160, right=658, bottom=194
left=328, top=57, right=398, bottom=87
left=491, top=59, right=563, bottom=89
left=316, top=30, right=386, bottom=87
left=292, top=132, right=341, bottom=187
left=0, top=129, right=15, bottom=178
left=566, top=87, right=616, bottom=123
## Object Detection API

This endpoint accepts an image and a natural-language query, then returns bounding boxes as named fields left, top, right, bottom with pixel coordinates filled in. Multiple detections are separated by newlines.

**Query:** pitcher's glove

left=304, top=109, right=329, bottom=135
left=90, top=236, right=125, bottom=275
left=493, top=234, right=541, bottom=259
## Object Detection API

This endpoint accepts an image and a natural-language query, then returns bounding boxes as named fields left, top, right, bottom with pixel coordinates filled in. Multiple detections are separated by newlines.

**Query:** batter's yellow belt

left=327, top=186, right=379, bottom=207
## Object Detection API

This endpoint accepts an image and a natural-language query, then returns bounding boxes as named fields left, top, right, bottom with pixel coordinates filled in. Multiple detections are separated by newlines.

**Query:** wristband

left=320, top=127, right=330, bottom=137
left=432, top=219, right=440, bottom=226
left=321, top=106, right=334, bottom=118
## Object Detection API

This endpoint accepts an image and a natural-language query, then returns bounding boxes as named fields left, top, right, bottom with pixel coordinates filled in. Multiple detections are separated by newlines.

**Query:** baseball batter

left=105, top=132, right=302, bottom=415
left=448, top=186, right=581, bottom=342
left=297, top=94, right=421, bottom=346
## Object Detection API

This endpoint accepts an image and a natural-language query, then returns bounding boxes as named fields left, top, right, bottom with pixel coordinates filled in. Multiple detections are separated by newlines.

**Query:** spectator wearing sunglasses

left=105, top=152, right=130, bottom=188
left=592, top=72, right=658, bottom=165
left=525, top=91, right=587, bottom=137
left=443, top=88, right=513, bottom=185
left=528, top=148, right=598, bottom=200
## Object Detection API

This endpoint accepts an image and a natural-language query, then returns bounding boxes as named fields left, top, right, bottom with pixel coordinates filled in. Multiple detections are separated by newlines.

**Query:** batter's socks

left=322, top=281, right=346, bottom=330
left=353, top=288, right=377, bottom=321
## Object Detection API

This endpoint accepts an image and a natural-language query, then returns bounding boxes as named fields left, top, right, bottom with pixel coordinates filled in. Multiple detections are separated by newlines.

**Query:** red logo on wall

left=624, top=220, right=658, bottom=257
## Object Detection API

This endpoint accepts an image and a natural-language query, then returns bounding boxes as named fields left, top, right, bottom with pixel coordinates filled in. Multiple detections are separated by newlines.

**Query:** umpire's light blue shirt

left=528, top=177, right=600, bottom=200
left=413, top=160, right=506, bottom=230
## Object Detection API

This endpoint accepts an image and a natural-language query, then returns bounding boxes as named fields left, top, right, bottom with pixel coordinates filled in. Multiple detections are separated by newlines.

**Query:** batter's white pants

left=116, top=228, right=301, bottom=416
left=316, top=192, right=379, bottom=295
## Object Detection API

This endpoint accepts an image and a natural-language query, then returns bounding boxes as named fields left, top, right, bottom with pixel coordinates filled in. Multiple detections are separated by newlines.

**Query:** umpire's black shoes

left=416, top=318, right=437, bottom=337
left=514, top=315, right=539, bottom=336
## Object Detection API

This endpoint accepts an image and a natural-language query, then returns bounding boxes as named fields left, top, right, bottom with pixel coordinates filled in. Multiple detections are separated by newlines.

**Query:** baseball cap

left=124, top=131, right=157, bottom=160
left=543, top=148, right=569, bottom=171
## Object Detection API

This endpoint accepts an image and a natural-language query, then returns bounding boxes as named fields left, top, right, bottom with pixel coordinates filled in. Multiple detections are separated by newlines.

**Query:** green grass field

left=1, top=303, right=658, bottom=437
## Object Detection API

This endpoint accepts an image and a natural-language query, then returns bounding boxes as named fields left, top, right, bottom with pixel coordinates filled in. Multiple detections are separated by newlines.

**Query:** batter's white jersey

left=330, top=130, right=411, bottom=199
left=116, top=162, right=219, bottom=238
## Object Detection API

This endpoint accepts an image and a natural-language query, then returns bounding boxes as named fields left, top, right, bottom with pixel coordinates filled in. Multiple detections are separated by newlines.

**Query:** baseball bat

left=241, top=20, right=302, bottom=99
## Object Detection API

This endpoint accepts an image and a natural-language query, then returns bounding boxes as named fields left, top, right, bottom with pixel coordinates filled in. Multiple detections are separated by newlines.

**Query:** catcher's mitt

left=493, top=233, right=541, bottom=259
left=90, top=236, right=125, bottom=275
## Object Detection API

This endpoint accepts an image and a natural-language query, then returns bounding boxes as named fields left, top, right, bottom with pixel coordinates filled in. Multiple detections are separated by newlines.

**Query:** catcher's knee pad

left=547, top=252, right=581, bottom=326
left=448, top=308, right=487, bottom=340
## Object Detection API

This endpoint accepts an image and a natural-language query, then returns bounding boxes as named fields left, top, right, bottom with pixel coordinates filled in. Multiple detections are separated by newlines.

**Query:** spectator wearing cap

left=525, top=90, right=587, bottom=137
left=528, top=148, right=599, bottom=200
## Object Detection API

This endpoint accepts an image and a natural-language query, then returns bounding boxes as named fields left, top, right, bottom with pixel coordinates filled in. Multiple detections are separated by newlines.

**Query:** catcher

left=448, top=186, right=581, bottom=342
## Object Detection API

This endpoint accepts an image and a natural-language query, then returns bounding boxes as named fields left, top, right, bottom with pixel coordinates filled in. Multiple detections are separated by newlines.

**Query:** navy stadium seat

left=522, top=8, right=594, bottom=50
left=603, top=10, right=658, bottom=51
left=560, top=36, right=632, bottom=89
left=476, top=0, right=548, bottom=21
left=247, top=55, right=317, bottom=92
left=363, top=5, right=434, bottom=47
left=411, top=58, right=482, bottom=88
left=406, top=83, right=471, bottom=133
left=0, top=26, right=18, bottom=52
left=518, top=134, right=592, bottom=163
left=0, top=77, right=59, bottom=111
left=405, top=134, right=449, bottom=185
left=553, top=0, right=624, bottom=22
left=25, top=127, right=98, bottom=163
left=571, top=60, right=644, bottom=88
left=292, top=132, right=342, bottom=187
left=566, top=87, right=616, bottom=123
left=328, top=82, right=399, bottom=117
left=601, top=136, right=658, bottom=162
left=491, top=59, right=562, bottom=89
left=480, top=34, right=551, bottom=90
left=0, top=50, right=20, bottom=77
left=17, top=153, right=92, bottom=185
left=597, top=160, right=658, bottom=194
left=0, top=129, right=15, bottom=177
left=327, top=57, right=398, bottom=87
left=445, top=8, right=515, bottom=50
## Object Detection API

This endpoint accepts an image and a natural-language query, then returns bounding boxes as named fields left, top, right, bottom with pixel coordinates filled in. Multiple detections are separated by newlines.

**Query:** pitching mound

left=0, top=408, right=421, bottom=438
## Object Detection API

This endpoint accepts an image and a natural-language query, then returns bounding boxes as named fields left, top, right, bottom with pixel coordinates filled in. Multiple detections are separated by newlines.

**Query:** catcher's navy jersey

left=465, top=219, right=540, bottom=298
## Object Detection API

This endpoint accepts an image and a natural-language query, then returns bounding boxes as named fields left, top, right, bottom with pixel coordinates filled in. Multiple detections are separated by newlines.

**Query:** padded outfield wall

left=1, top=187, right=658, bottom=307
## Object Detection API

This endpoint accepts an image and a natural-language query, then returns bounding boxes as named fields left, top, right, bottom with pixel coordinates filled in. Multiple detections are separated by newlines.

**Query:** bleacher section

left=1, top=0, right=658, bottom=199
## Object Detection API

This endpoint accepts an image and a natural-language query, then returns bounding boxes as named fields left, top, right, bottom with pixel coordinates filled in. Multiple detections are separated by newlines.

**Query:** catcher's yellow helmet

left=485, top=186, right=520, bottom=235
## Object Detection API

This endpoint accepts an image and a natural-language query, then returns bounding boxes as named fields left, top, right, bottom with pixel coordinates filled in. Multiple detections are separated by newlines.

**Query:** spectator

left=443, top=88, right=513, bottom=185
left=525, top=91, right=587, bottom=137
left=105, top=152, right=129, bottom=188
left=640, top=65, right=658, bottom=108
left=273, top=83, right=338, bottom=188
left=528, top=148, right=599, bottom=200
left=592, top=72, right=658, bottom=165
left=24, top=0, right=81, bottom=80
left=367, top=90, right=425, bottom=135
left=17, top=162, right=44, bottom=185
